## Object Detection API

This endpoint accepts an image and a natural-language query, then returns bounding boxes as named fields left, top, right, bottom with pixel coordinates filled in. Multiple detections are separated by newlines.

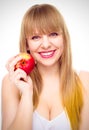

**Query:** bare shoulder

left=1, top=73, right=20, bottom=108
left=79, top=70, right=89, bottom=89
left=2, top=73, right=20, bottom=96
left=79, top=70, right=89, bottom=101
left=78, top=71, right=89, bottom=129
left=1, top=73, right=20, bottom=113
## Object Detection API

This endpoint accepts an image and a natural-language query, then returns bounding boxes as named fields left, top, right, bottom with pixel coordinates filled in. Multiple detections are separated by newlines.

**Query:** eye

left=31, top=35, right=40, bottom=40
left=49, top=32, right=58, bottom=37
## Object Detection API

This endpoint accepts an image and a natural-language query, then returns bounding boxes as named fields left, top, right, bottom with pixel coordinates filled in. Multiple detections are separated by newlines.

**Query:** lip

left=39, top=50, right=56, bottom=58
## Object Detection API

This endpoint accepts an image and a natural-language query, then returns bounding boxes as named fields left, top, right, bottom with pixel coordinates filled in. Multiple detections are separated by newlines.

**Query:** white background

left=0, top=0, right=89, bottom=129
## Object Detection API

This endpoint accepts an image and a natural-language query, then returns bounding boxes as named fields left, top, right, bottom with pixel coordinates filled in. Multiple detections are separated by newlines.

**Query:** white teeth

left=41, top=51, right=53, bottom=56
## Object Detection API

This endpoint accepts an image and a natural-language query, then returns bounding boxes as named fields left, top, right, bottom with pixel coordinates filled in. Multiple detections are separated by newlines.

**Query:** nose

left=41, top=35, right=51, bottom=49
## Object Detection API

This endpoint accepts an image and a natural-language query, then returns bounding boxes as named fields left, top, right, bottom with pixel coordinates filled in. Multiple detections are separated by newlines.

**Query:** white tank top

left=32, top=110, right=71, bottom=130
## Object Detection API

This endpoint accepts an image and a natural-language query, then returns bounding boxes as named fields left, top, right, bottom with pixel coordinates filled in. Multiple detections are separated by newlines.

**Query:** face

left=27, top=31, right=64, bottom=67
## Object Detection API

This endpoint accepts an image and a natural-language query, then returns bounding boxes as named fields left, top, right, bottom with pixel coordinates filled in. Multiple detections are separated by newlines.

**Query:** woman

left=1, top=4, right=89, bottom=130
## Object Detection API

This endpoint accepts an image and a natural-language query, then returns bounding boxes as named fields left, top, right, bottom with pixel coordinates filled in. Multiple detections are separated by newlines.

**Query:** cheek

left=27, top=39, right=41, bottom=52
left=27, top=42, right=38, bottom=52
left=27, top=44, right=39, bottom=59
left=60, top=44, right=64, bottom=55
left=28, top=45, right=35, bottom=52
left=58, top=44, right=64, bottom=57
left=57, top=38, right=64, bottom=55
left=56, top=37, right=64, bottom=49
left=60, top=40, right=64, bottom=50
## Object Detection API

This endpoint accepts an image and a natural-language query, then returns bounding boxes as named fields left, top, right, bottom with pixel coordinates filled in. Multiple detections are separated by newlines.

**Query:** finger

left=9, top=68, right=27, bottom=84
left=5, top=56, right=16, bottom=71
left=13, top=68, right=27, bottom=82
left=9, top=56, right=23, bottom=71
left=15, top=80, right=29, bottom=89
left=15, top=78, right=33, bottom=95
left=7, top=55, right=23, bottom=73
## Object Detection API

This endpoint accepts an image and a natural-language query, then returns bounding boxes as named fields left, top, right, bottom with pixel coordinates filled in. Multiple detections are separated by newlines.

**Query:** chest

left=36, top=86, right=63, bottom=121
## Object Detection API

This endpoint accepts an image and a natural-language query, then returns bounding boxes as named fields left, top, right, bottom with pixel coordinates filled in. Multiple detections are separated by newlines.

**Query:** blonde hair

left=19, top=4, right=83, bottom=130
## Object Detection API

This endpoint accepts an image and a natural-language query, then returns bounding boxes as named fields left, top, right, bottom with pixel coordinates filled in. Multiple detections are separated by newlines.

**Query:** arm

left=2, top=55, right=34, bottom=130
left=79, top=71, right=89, bottom=130
left=1, top=74, right=33, bottom=130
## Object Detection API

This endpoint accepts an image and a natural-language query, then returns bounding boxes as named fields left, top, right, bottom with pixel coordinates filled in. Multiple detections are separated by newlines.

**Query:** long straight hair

left=19, top=4, right=83, bottom=130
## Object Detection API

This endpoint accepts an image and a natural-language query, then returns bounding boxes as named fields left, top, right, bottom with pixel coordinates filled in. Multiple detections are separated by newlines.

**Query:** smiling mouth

left=39, top=50, right=56, bottom=58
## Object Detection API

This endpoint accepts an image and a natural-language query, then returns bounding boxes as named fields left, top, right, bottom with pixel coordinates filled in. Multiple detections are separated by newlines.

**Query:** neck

left=37, top=63, right=60, bottom=79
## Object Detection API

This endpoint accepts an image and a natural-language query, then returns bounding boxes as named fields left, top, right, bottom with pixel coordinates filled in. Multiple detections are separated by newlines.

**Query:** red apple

left=14, top=53, right=35, bottom=74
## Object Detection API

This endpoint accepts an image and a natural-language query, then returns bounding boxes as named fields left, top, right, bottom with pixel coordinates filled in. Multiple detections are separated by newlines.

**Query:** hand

left=6, top=55, right=33, bottom=95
